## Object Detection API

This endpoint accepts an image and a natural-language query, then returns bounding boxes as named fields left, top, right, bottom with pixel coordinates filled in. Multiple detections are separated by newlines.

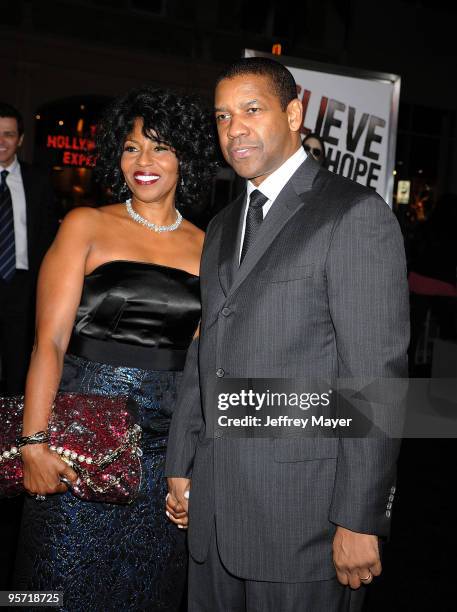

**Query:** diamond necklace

left=125, top=199, right=183, bottom=233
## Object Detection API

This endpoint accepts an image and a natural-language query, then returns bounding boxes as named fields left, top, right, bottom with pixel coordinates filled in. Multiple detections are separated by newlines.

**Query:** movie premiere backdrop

left=244, top=50, right=401, bottom=206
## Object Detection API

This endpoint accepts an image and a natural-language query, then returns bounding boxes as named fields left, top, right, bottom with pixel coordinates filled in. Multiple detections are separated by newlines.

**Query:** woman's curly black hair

left=95, top=86, right=219, bottom=209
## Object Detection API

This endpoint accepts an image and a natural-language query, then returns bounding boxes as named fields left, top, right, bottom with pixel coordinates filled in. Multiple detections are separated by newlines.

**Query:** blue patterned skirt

left=13, top=354, right=187, bottom=612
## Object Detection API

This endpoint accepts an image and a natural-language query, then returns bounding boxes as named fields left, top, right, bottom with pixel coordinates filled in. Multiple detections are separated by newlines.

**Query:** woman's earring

left=180, top=176, right=184, bottom=189
left=122, top=182, right=131, bottom=201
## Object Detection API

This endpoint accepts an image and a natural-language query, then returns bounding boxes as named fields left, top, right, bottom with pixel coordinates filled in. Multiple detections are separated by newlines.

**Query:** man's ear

left=287, top=98, right=303, bottom=133
left=18, top=134, right=24, bottom=148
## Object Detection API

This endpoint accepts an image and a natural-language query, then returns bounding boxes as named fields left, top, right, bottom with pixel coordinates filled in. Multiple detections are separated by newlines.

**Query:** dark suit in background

left=0, top=160, right=58, bottom=393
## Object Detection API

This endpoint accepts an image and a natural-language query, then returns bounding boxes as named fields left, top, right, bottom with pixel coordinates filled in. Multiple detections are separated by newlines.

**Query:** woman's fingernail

left=166, top=510, right=171, bottom=518
left=184, top=490, right=190, bottom=499
left=177, top=525, right=184, bottom=529
left=166, top=493, right=170, bottom=501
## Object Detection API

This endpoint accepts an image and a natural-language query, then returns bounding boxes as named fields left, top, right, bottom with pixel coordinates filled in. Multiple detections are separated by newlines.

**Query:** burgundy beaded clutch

left=0, top=393, right=142, bottom=504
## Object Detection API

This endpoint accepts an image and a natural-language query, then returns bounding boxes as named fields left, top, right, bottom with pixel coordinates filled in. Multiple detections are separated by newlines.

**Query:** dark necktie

left=0, top=169, right=16, bottom=282
left=240, top=189, right=268, bottom=264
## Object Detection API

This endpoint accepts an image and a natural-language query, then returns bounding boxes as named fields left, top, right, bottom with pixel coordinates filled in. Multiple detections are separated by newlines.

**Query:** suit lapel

left=227, top=155, right=321, bottom=298
left=218, top=191, right=246, bottom=296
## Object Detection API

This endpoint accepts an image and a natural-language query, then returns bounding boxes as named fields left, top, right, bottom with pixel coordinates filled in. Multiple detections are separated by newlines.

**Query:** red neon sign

left=46, top=129, right=96, bottom=168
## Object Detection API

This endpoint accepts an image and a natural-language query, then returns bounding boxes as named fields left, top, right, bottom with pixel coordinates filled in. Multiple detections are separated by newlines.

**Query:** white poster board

left=244, top=50, right=401, bottom=206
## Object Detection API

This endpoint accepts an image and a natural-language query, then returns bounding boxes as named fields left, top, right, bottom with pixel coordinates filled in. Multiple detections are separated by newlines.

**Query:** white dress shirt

left=239, top=146, right=307, bottom=262
left=3, top=156, right=28, bottom=270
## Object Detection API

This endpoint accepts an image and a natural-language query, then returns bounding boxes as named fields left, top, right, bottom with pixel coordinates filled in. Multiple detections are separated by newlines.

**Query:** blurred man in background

left=0, top=102, right=58, bottom=589
left=0, top=102, right=58, bottom=394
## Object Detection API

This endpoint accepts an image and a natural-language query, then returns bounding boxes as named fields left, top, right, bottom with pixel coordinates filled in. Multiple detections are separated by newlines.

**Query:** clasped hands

left=166, top=477, right=190, bottom=529
left=166, top=479, right=381, bottom=589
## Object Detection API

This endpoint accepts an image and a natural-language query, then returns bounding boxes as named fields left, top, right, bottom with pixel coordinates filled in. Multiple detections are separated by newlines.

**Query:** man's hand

left=166, top=477, right=191, bottom=529
left=333, top=526, right=381, bottom=589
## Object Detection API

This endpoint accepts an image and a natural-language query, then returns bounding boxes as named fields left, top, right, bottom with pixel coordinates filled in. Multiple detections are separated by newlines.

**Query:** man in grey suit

left=165, top=58, right=409, bottom=611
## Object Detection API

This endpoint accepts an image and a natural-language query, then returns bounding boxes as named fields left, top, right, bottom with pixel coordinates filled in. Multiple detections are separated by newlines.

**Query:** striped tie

left=0, top=169, right=16, bottom=282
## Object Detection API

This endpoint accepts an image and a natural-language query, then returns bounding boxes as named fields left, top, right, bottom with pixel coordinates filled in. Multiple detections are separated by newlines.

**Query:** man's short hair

left=0, top=102, right=24, bottom=135
left=216, top=57, right=298, bottom=111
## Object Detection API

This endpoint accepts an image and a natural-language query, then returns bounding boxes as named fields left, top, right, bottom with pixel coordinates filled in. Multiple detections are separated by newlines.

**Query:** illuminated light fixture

left=80, top=104, right=85, bottom=110
left=35, top=114, right=41, bottom=120
left=58, top=120, right=64, bottom=126
left=393, top=170, right=397, bottom=175
left=396, top=180, right=410, bottom=204
left=272, top=43, right=282, bottom=55
left=77, top=118, right=84, bottom=133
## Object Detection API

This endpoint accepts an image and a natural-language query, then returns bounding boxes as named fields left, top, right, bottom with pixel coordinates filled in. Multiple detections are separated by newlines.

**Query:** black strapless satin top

left=67, top=260, right=201, bottom=370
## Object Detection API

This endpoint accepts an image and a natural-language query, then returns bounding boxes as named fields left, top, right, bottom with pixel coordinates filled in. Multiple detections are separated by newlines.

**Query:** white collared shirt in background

left=239, top=146, right=307, bottom=262
left=3, top=156, right=28, bottom=270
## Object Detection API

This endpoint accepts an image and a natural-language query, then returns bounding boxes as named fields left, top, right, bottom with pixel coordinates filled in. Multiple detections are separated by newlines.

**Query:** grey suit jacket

left=165, top=155, right=409, bottom=582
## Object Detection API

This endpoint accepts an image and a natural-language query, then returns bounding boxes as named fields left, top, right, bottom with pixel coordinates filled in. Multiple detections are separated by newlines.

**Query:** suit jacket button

left=390, top=486, right=396, bottom=494
left=216, top=368, right=225, bottom=378
left=387, top=502, right=393, bottom=510
left=389, top=494, right=395, bottom=502
left=221, top=307, right=231, bottom=317
left=386, top=510, right=391, bottom=518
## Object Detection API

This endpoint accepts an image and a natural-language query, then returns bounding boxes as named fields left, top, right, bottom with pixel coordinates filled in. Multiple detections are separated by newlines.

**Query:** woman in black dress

left=14, top=87, right=217, bottom=611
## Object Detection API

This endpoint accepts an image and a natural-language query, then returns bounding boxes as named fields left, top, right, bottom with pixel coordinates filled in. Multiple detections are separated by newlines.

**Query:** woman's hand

left=21, top=444, right=78, bottom=496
